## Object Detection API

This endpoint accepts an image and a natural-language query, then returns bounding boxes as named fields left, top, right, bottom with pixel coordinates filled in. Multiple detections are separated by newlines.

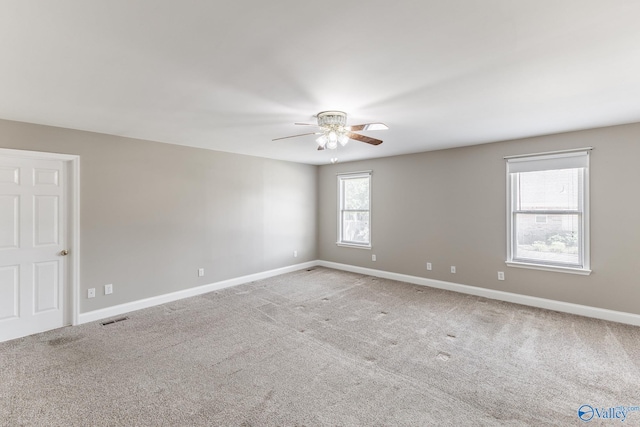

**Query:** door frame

left=0, top=148, right=80, bottom=327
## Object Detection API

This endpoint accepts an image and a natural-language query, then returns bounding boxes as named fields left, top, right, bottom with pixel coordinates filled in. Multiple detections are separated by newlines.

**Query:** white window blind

left=507, top=151, right=589, bottom=173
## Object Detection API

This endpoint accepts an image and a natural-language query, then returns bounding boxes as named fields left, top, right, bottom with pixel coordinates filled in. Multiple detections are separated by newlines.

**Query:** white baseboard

left=77, top=259, right=640, bottom=328
left=77, top=261, right=318, bottom=325
left=318, top=261, right=640, bottom=327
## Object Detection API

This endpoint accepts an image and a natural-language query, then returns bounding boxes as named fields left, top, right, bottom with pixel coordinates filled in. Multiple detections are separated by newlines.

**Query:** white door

left=0, top=155, right=68, bottom=342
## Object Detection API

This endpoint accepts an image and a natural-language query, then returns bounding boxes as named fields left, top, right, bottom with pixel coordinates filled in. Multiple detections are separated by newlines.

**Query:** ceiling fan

left=272, top=111, right=388, bottom=151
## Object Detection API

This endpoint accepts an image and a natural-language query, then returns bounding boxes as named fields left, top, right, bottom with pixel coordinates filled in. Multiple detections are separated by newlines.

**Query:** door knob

left=60, top=250, right=69, bottom=256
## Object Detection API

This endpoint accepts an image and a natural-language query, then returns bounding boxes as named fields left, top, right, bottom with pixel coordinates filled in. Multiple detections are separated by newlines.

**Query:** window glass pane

left=342, top=212, right=370, bottom=244
left=343, top=178, right=369, bottom=210
left=514, top=213, right=580, bottom=265
left=517, top=168, right=580, bottom=210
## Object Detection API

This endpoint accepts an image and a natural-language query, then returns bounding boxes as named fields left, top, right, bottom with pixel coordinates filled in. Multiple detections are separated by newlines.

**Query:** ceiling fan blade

left=272, top=132, right=320, bottom=141
left=348, top=123, right=389, bottom=131
left=347, top=132, right=383, bottom=145
left=294, top=123, right=318, bottom=126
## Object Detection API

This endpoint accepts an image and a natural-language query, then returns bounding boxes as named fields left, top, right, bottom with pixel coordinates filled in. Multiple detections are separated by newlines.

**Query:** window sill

left=336, top=242, right=371, bottom=250
left=506, top=261, right=591, bottom=276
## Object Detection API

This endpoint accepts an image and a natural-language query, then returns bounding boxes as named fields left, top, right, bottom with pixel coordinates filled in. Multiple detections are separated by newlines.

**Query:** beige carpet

left=1, top=267, right=639, bottom=426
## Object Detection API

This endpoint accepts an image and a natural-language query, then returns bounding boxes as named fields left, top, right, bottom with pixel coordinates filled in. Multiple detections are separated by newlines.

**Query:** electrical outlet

left=198, top=268, right=204, bottom=277
left=450, top=266, right=456, bottom=274
left=372, top=254, right=377, bottom=262
left=498, top=271, right=505, bottom=281
left=293, top=250, right=298, bottom=258
left=426, top=262, right=432, bottom=271
left=104, top=284, right=113, bottom=295
left=88, top=288, right=95, bottom=298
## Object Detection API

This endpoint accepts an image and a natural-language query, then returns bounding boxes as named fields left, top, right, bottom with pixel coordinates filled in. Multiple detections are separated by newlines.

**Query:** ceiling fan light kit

left=315, top=111, right=349, bottom=150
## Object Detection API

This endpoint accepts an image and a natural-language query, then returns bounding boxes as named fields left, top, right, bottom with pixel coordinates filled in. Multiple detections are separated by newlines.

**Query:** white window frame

left=505, top=149, right=591, bottom=275
left=337, top=171, right=372, bottom=249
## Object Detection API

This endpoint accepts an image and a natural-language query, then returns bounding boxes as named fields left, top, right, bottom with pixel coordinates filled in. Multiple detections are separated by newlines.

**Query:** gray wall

left=319, top=122, right=640, bottom=316
left=0, top=119, right=317, bottom=313
left=4, top=116, right=639, bottom=318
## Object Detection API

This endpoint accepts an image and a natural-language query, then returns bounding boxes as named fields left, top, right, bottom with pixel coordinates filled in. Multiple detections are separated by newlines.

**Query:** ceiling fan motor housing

left=317, top=111, right=347, bottom=127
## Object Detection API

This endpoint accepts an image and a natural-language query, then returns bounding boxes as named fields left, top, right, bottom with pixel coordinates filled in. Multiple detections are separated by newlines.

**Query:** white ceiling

left=2, top=1, right=640, bottom=165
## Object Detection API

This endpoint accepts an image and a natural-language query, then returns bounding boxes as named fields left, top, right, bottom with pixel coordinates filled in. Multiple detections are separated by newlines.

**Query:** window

left=506, top=150, right=590, bottom=274
left=338, top=171, right=371, bottom=248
